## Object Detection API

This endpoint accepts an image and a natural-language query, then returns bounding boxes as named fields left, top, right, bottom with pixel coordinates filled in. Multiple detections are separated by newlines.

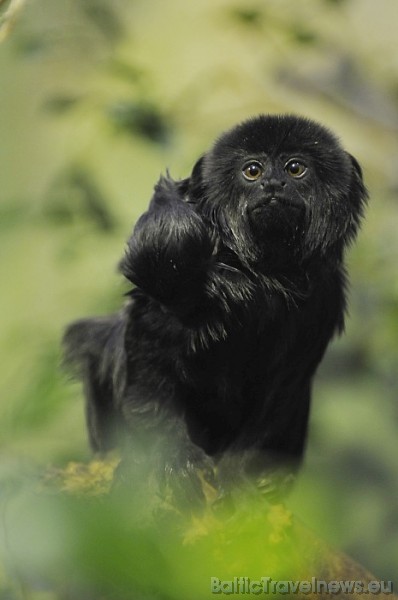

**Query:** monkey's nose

left=261, top=178, right=286, bottom=190
left=261, top=179, right=286, bottom=200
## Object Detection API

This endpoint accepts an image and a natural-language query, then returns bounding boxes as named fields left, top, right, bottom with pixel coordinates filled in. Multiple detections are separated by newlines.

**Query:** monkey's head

left=188, top=115, right=367, bottom=269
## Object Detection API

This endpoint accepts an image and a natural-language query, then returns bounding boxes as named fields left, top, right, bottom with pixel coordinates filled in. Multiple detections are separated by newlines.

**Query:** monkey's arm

left=120, top=176, right=214, bottom=313
left=119, top=175, right=257, bottom=348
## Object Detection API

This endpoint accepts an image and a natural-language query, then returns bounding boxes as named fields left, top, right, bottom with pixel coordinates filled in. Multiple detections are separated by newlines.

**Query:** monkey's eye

left=285, top=159, right=307, bottom=179
left=242, top=161, right=263, bottom=181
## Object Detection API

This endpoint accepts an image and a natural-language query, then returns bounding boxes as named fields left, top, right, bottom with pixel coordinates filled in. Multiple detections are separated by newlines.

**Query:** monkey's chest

left=178, top=307, right=324, bottom=453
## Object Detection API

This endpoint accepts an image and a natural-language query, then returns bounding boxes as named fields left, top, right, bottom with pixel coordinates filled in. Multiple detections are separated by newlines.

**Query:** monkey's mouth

left=250, top=196, right=303, bottom=213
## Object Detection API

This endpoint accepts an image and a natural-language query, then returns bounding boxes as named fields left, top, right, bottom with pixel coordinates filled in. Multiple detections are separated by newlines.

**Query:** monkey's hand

left=120, top=175, right=215, bottom=310
left=160, top=435, right=217, bottom=510
left=119, top=391, right=218, bottom=511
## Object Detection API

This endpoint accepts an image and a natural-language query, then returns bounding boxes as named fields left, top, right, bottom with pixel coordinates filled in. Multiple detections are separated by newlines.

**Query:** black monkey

left=64, top=115, right=367, bottom=505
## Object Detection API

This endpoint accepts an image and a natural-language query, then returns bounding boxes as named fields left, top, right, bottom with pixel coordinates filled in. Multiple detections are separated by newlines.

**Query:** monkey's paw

left=162, top=443, right=218, bottom=510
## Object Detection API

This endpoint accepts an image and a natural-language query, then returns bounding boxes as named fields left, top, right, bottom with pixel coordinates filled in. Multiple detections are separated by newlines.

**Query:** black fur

left=64, top=115, right=367, bottom=505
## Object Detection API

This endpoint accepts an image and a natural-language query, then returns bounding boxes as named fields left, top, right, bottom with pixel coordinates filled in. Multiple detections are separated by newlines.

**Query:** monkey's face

left=236, top=154, right=309, bottom=234
left=190, top=115, right=367, bottom=266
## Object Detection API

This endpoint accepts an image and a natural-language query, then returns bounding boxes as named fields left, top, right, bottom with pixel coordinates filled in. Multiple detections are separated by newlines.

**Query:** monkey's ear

left=187, top=156, right=206, bottom=202
left=346, top=152, right=368, bottom=238
left=347, top=152, right=368, bottom=208
left=347, top=153, right=364, bottom=181
left=191, top=155, right=205, bottom=179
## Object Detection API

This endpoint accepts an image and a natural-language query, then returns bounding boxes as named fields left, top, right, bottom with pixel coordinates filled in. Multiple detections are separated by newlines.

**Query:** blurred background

left=0, top=0, right=397, bottom=594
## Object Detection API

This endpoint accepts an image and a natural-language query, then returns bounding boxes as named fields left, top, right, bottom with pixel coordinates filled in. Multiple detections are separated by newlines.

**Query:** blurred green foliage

left=0, top=473, right=305, bottom=600
left=0, top=0, right=397, bottom=596
left=1, top=458, right=378, bottom=600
